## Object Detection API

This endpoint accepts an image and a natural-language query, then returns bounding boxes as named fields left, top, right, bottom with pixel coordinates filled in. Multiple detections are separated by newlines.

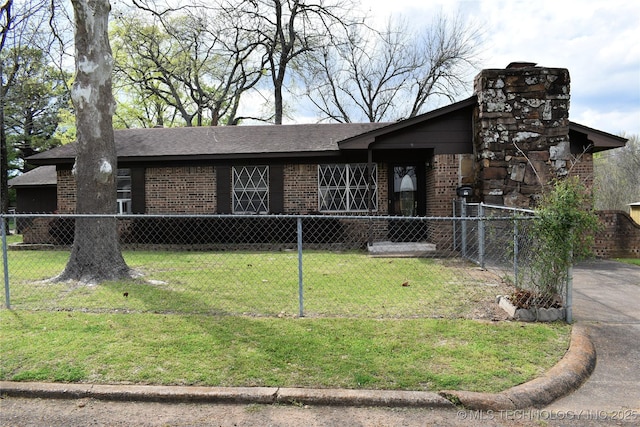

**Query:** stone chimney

left=474, top=63, right=571, bottom=208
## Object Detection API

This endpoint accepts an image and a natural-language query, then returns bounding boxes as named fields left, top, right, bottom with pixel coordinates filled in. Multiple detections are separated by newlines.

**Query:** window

left=116, top=168, right=132, bottom=214
left=232, top=165, right=269, bottom=214
left=318, top=163, right=377, bottom=212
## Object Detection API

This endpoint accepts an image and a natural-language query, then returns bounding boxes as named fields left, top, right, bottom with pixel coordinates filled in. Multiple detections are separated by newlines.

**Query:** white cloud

left=364, top=0, right=640, bottom=136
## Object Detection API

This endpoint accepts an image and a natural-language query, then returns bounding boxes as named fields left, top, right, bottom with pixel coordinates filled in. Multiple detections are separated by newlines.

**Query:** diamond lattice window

left=233, top=165, right=269, bottom=214
left=318, top=164, right=377, bottom=212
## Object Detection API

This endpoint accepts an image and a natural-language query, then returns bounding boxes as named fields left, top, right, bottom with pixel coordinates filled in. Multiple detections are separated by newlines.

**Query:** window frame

left=116, top=168, right=132, bottom=214
left=317, top=163, right=378, bottom=212
left=232, top=165, right=270, bottom=214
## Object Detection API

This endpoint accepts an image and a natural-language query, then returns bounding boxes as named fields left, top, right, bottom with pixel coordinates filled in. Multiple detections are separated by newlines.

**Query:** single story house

left=13, top=63, right=627, bottom=247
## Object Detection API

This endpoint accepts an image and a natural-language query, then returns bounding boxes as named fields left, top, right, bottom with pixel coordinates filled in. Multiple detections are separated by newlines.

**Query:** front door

left=388, top=164, right=427, bottom=242
left=389, top=164, right=425, bottom=216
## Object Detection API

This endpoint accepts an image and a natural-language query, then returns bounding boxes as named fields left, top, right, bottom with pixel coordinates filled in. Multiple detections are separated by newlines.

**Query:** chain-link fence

left=1, top=209, right=571, bottom=320
left=453, top=202, right=570, bottom=321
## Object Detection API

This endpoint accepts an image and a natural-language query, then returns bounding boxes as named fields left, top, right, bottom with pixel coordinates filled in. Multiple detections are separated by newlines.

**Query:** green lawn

left=2, top=248, right=512, bottom=318
left=616, top=258, right=640, bottom=267
left=0, top=241, right=571, bottom=393
left=0, top=310, right=570, bottom=393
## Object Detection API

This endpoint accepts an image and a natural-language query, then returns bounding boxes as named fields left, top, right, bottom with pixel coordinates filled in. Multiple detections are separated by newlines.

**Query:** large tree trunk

left=56, top=0, right=130, bottom=284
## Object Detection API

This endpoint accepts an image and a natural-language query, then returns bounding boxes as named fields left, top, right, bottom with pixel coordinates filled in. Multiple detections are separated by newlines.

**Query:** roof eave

left=338, top=96, right=478, bottom=149
left=569, top=122, right=627, bottom=152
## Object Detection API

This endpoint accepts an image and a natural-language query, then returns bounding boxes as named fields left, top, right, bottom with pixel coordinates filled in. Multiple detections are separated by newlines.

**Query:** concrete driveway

left=545, top=259, right=640, bottom=412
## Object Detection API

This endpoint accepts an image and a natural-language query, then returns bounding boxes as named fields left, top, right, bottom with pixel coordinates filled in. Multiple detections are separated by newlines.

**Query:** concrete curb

left=439, top=323, right=596, bottom=410
left=0, top=382, right=453, bottom=408
left=0, top=325, right=595, bottom=409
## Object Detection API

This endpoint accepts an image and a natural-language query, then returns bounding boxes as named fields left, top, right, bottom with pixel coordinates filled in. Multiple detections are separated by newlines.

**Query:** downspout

left=367, top=148, right=373, bottom=214
left=367, top=147, right=373, bottom=246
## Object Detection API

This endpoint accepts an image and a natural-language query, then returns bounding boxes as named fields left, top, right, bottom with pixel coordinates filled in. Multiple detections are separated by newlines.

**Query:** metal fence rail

left=1, top=210, right=570, bottom=320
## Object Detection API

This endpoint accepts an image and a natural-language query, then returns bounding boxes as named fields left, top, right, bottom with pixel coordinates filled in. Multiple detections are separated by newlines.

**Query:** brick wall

left=427, top=154, right=463, bottom=217
left=145, top=166, right=216, bottom=214
left=568, top=153, right=594, bottom=191
left=57, top=169, right=76, bottom=213
left=594, top=211, right=640, bottom=258
left=21, top=217, right=55, bottom=244
left=283, top=164, right=317, bottom=213
left=426, top=154, right=465, bottom=250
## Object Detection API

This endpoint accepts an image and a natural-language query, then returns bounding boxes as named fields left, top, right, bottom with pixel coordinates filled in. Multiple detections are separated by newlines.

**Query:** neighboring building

left=630, top=203, right=640, bottom=225
left=17, top=63, right=627, bottom=247
left=7, top=165, right=57, bottom=213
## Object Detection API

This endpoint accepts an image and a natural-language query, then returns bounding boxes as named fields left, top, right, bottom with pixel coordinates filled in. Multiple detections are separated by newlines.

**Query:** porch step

left=367, top=241, right=437, bottom=257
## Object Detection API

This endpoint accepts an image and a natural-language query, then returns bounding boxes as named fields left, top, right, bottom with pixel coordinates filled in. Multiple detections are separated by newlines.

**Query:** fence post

left=513, top=216, right=519, bottom=287
left=566, top=255, right=573, bottom=323
left=461, top=200, right=467, bottom=258
left=478, top=203, right=485, bottom=269
left=297, top=217, right=304, bottom=317
left=1, top=215, right=10, bottom=309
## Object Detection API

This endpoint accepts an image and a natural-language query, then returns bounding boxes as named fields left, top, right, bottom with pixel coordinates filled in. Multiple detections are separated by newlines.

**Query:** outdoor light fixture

left=456, top=185, right=473, bottom=198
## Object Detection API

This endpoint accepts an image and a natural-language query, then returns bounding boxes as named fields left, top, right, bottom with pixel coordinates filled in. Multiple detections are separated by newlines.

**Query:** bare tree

left=301, top=17, right=417, bottom=123
left=594, top=134, right=640, bottom=212
left=55, top=0, right=130, bottom=283
left=301, top=12, right=481, bottom=123
left=222, top=0, right=360, bottom=124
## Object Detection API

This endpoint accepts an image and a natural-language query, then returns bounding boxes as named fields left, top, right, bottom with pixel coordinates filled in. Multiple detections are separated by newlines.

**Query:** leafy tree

left=593, top=134, right=640, bottom=212
left=2, top=0, right=72, bottom=218
left=2, top=46, right=70, bottom=173
left=1, top=0, right=13, bottom=217
left=111, top=6, right=265, bottom=127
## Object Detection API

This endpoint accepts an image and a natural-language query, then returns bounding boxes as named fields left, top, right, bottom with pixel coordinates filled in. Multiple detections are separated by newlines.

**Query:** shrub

left=529, top=176, right=601, bottom=300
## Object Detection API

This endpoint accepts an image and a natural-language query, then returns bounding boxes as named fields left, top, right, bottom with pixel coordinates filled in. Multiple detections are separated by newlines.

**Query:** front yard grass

left=0, top=310, right=570, bottom=393
left=1, top=242, right=571, bottom=393
left=3, top=248, right=510, bottom=318
left=615, top=258, right=640, bottom=267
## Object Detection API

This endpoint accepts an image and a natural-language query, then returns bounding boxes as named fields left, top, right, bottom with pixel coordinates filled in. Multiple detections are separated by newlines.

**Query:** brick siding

left=145, top=166, right=216, bottom=214
left=57, top=169, right=76, bottom=213
left=283, top=164, right=318, bottom=213
left=568, top=153, right=594, bottom=191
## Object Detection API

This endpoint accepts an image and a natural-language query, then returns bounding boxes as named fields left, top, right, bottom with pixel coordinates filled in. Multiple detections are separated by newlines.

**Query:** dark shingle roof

left=8, top=166, right=57, bottom=187
left=28, top=123, right=391, bottom=164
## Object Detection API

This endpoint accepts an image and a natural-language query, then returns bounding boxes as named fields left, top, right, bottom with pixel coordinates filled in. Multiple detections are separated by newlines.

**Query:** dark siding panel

left=371, top=107, right=474, bottom=154
left=15, top=187, right=57, bottom=213
left=217, top=165, right=232, bottom=214
left=131, top=168, right=146, bottom=214
left=270, top=164, right=284, bottom=213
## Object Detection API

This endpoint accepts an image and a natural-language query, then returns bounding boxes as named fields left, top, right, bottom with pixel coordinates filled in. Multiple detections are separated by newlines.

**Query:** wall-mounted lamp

left=456, top=185, right=473, bottom=199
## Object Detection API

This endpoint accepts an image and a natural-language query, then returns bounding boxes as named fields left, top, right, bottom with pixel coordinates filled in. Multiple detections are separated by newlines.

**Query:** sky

left=363, top=0, right=640, bottom=137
